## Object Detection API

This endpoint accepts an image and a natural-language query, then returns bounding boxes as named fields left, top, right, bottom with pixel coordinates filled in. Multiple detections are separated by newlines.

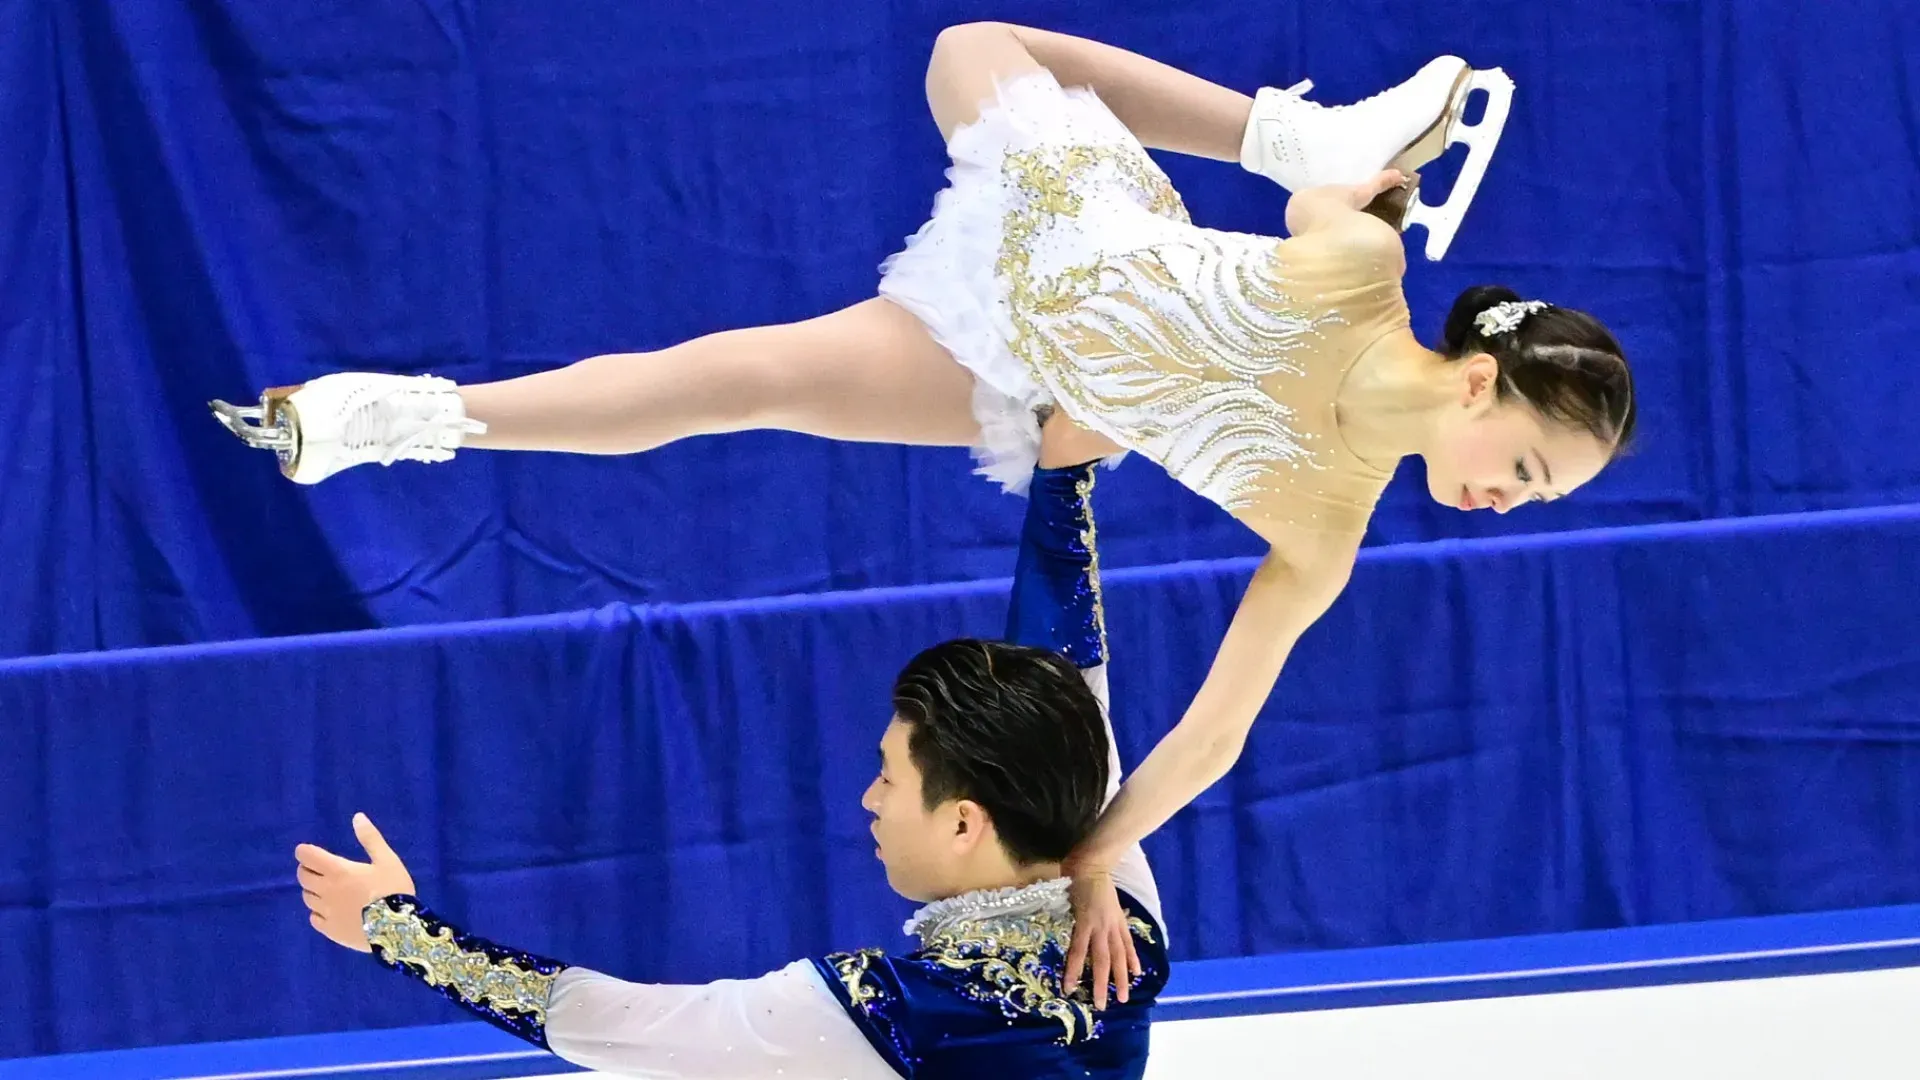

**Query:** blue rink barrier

left=8, top=503, right=1920, bottom=1060
left=8, top=903, right=1917, bottom=1080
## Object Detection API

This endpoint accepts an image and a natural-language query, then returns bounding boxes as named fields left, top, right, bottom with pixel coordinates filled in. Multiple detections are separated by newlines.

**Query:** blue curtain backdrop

left=2, top=0, right=1916, bottom=657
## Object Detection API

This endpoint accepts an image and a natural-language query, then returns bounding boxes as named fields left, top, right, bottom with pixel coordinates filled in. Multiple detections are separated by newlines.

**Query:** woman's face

left=1422, top=355, right=1614, bottom=513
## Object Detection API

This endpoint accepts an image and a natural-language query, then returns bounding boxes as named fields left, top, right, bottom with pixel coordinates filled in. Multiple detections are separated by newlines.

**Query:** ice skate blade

left=1403, top=68, right=1514, bottom=261
left=209, top=386, right=303, bottom=477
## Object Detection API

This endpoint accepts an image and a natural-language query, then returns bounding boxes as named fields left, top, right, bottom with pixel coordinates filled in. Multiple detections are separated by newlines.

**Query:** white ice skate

left=1240, top=57, right=1516, bottom=260
left=210, top=373, right=485, bottom=485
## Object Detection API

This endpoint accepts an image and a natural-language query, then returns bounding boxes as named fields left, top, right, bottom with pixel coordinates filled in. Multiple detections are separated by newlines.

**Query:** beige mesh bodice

left=991, top=139, right=1408, bottom=543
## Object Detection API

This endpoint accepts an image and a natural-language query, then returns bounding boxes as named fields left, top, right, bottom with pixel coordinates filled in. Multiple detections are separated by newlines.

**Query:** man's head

left=861, top=639, right=1111, bottom=902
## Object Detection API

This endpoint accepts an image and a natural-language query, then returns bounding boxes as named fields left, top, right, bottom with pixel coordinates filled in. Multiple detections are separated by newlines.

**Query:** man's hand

left=295, top=813, right=417, bottom=953
left=1347, top=167, right=1413, bottom=210
left=1286, top=169, right=1413, bottom=239
left=1038, top=408, right=1122, bottom=469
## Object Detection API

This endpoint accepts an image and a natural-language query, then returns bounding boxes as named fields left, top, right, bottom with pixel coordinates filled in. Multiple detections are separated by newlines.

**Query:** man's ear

left=949, top=799, right=995, bottom=856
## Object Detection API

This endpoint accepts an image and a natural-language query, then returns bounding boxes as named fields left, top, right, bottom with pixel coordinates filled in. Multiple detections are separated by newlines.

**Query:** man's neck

left=934, top=859, right=1064, bottom=903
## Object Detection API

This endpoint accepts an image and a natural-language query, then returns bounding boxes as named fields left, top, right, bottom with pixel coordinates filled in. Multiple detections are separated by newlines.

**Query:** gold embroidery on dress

left=994, top=141, right=1349, bottom=513
left=826, top=948, right=887, bottom=1011
left=363, top=901, right=556, bottom=1022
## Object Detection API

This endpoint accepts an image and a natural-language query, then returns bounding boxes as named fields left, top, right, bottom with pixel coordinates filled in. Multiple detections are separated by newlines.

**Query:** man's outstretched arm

left=296, top=815, right=896, bottom=1079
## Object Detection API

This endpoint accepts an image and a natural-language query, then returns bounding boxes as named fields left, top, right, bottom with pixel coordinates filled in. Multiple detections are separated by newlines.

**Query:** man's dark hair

left=890, top=638, right=1110, bottom=866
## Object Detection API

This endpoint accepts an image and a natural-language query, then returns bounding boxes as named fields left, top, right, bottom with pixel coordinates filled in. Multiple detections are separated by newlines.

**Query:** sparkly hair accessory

left=1474, top=299, right=1550, bottom=338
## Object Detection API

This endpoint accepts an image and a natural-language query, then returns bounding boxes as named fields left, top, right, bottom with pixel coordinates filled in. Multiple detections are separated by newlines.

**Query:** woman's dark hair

left=1442, top=285, right=1637, bottom=454
left=891, top=639, right=1109, bottom=866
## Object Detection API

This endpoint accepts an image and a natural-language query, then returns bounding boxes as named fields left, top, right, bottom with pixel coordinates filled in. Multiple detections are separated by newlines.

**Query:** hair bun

left=1442, top=285, right=1524, bottom=354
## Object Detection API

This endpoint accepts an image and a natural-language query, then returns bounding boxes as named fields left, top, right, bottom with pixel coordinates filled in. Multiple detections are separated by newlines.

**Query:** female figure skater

left=215, top=23, right=1635, bottom=1005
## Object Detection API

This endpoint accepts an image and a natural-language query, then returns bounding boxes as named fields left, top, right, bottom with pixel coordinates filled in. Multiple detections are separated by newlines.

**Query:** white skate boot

left=1240, top=56, right=1516, bottom=260
left=210, top=373, right=486, bottom=485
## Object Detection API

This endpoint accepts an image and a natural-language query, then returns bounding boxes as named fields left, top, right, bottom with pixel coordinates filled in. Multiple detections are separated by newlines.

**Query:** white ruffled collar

left=902, top=877, right=1072, bottom=945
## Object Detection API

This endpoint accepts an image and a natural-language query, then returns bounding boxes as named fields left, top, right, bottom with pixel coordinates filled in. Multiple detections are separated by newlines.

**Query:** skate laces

left=342, top=389, right=467, bottom=464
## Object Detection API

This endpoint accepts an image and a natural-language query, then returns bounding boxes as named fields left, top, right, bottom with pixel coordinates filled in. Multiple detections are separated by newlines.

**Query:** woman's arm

left=1061, top=541, right=1357, bottom=1006
left=1073, top=546, right=1355, bottom=870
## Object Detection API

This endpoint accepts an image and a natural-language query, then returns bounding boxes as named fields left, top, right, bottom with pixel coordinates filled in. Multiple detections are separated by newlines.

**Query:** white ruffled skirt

left=877, top=72, right=1142, bottom=494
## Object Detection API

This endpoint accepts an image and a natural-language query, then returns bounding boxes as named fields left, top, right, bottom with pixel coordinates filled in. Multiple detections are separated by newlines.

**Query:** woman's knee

left=926, top=22, right=1033, bottom=140
left=930, top=22, right=1015, bottom=74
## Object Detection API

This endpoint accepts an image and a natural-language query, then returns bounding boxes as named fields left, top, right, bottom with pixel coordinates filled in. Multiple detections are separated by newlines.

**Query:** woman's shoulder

left=1308, top=211, right=1408, bottom=268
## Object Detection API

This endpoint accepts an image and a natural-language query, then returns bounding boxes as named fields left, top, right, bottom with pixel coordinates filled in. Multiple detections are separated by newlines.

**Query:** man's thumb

left=353, top=813, right=397, bottom=864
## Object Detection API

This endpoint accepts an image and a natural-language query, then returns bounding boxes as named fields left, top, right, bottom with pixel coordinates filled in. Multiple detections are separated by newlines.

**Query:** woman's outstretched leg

left=212, top=298, right=981, bottom=483
left=459, top=298, right=978, bottom=453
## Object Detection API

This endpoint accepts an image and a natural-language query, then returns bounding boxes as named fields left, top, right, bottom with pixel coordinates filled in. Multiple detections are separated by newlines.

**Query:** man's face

left=861, top=719, right=968, bottom=902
